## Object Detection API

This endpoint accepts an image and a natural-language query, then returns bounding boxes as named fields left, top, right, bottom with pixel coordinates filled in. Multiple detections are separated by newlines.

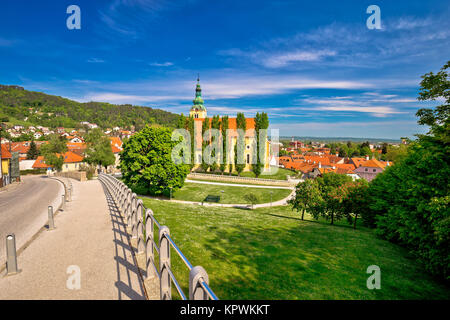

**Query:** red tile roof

left=361, top=159, right=386, bottom=169
left=32, top=151, right=84, bottom=169
left=1, top=144, right=12, bottom=159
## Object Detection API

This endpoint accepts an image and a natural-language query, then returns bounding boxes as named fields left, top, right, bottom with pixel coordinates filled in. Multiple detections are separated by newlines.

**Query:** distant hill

left=279, top=136, right=402, bottom=144
left=0, top=84, right=180, bottom=130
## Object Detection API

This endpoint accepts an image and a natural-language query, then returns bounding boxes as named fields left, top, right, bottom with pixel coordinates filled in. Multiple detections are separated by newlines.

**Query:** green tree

left=382, top=144, right=408, bottom=162
left=120, top=126, right=189, bottom=196
left=220, top=116, right=229, bottom=174
left=84, top=128, right=115, bottom=170
left=187, top=116, right=195, bottom=169
left=367, top=61, right=450, bottom=279
left=39, top=134, right=67, bottom=172
left=316, top=172, right=353, bottom=225
left=341, top=179, right=370, bottom=229
left=210, top=115, right=221, bottom=172
left=201, top=117, right=210, bottom=172
left=253, top=112, right=269, bottom=177
left=26, top=140, right=39, bottom=160
left=244, top=193, right=259, bottom=209
left=289, top=179, right=323, bottom=220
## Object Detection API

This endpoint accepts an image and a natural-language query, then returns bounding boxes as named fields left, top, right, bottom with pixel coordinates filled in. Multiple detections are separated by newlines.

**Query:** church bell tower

left=189, top=76, right=207, bottom=119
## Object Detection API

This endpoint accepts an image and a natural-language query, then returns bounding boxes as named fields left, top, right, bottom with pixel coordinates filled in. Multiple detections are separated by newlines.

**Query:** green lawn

left=238, top=167, right=296, bottom=180
left=141, top=199, right=450, bottom=300
left=172, top=182, right=292, bottom=204
left=195, top=167, right=297, bottom=181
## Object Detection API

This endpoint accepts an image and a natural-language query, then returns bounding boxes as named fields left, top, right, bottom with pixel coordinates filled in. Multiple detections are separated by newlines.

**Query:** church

left=188, top=78, right=270, bottom=173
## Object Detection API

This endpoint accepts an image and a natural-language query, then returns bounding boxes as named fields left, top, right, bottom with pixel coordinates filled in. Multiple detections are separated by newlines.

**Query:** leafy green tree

left=26, top=140, right=39, bottom=160
left=341, top=179, right=370, bottom=229
left=210, top=115, right=221, bottom=172
left=253, top=112, right=269, bottom=177
left=381, top=144, right=408, bottom=162
left=244, top=193, right=259, bottom=209
left=289, top=179, right=323, bottom=220
left=176, top=113, right=186, bottom=129
left=316, top=172, right=353, bottom=225
left=84, top=128, right=115, bottom=170
left=39, top=134, right=67, bottom=172
left=220, top=116, right=229, bottom=174
left=201, top=117, right=210, bottom=172
left=367, top=61, right=450, bottom=279
left=120, top=126, right=189, bottom=196
left=187, top=116, right=195, bottom=169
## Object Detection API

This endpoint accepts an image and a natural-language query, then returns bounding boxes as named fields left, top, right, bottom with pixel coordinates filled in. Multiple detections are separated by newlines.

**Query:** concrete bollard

left=48, top=206, right=55, bottom=230
left=5, top=234, right=21, bottom=276
left=61, top=194, right=66, bottom=211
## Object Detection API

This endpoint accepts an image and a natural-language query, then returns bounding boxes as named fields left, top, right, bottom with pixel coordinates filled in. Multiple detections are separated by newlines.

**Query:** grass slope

left=142, top=199, right=449, bottom=300
left=172, top=182, right=292, bottom=204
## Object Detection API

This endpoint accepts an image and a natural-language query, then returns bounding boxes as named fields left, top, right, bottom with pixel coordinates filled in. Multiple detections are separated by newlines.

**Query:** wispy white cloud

left=219, top=15, right=449, bottom=70
left=389, top=17, right=432, bottom=30
left=0, top=37, right=15, bottom=47
left=269, top=120, right=426, bottom=139
left=149, top=61, right=174, bottom=67
left=87, top=58, right=105, bottom=63
left=79, top=92, right=190, bottom=104
left=96, top=0, right=196, bottom=41
left=261, top=50, right=336, bottom=68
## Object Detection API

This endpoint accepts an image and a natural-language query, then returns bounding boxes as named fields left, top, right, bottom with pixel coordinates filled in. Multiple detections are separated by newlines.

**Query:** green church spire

left=192, top=75, right=205, bottom=111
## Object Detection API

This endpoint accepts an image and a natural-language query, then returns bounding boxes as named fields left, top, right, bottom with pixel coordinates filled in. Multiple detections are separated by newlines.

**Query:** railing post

left=48, top=206, right=55, bottom=230
left=131, top=193, right=138, bottom=238
left=159, top=226, right=171, bottom=300
left=137, top=199, right=145, bottom=254
left=5, top=234, right=21, bottom=275
left=145, top=208, right=154, bottom=279
left=189, top=266, right=209, bottom=300
left=125, top=189, right=131, bottom=225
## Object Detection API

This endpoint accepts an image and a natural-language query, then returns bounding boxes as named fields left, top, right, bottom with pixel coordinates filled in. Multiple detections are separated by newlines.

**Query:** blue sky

left=0, top=0, right=449, bottom=139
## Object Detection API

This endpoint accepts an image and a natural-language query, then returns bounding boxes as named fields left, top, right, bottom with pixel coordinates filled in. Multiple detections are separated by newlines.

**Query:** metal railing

left=98, top=173, right=218, bottom=300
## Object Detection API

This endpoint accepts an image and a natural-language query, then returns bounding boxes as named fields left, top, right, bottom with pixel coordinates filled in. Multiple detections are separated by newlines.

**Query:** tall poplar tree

left=220, top=116, right=229, bottom=174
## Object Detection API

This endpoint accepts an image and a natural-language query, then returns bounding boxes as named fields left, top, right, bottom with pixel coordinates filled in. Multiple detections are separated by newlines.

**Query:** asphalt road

left=0, top=175, right=63, bottom=267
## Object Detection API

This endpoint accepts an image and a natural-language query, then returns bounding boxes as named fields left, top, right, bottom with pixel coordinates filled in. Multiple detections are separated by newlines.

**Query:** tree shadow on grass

left=199, top=214, right=448, bottom=300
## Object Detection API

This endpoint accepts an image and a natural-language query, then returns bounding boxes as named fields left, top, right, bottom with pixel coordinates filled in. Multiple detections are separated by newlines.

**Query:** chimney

left=386, top=161, right=390, bottom=166
left=365, top=155, right=369, bottom=161
left=335, top=152, right=339, bottom=157
left=318, top=162, right=321, bottom=168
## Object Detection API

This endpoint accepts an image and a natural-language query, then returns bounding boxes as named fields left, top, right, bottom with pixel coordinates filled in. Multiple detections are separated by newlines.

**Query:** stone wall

left=56, top=171, right=87, bottom=182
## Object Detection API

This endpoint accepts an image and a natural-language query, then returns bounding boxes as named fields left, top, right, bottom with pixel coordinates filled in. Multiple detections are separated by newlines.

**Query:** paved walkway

left=0, top=179, right=146, bottom=300
left=185, top=179, right=294, bottom=189
left=0, top=175, right=64, bottom=269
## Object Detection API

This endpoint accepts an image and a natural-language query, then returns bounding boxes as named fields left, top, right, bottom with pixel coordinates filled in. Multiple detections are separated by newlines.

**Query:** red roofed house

left=1, top=144, right=12, bottom=187
left=32, top=151, right=85, bottom=173
left=109, top=137, right=123, bottom=173
left=353, top=157, right=388, bottom=181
